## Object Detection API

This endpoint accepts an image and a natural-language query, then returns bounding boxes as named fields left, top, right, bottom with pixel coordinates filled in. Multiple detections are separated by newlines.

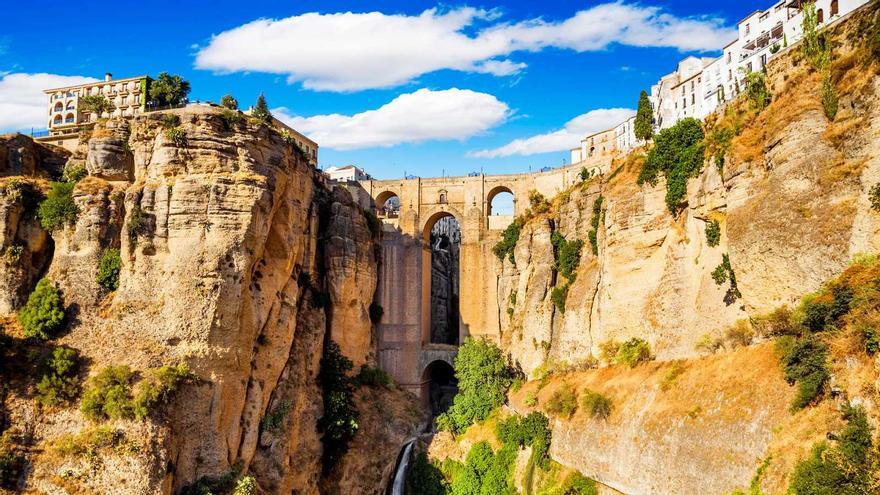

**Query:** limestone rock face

left=0, top=180, right=52, bottom=313
left=85, top=128, right=134, bottom=181
left=0, top=133, right=68, bottom=178
left=0, top=109, right=419, bottom=495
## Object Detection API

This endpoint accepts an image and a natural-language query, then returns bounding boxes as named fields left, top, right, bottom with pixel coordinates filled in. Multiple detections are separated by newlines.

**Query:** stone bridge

left=347, top=158, right=611, bottom=402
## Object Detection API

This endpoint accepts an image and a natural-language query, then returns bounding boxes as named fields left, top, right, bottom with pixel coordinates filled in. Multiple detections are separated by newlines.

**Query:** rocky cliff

left=0, top=107, right=422, bottom=494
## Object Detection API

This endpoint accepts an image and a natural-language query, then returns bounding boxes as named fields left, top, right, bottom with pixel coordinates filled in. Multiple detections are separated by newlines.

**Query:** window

left=682, top=98, right=687, bottom=109
left=439, top=193, right=447, bottom=204
left=726, top=52, right=732, bottom=63
left=691, top=94, right=695, bottom=105
left=728, top=69, right=732, bottom=81
left=817, top=9, right=824, bottom=23
left=761, top=54, right=768, bottom=67
left=745, top=23, right=750, bottom=35
left=830, top=0, right=839, bottom=16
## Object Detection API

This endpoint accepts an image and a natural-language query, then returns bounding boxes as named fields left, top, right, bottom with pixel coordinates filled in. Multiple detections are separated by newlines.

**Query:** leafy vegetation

left=588, top=195, right=603, bottom=256
left=0, top=450, right=21, bottom=489
left=80, top=94, right=113, bottom=116
left=97, top=248, right=122, bottom=291
left=437, top=338, right=513, bottom=433
left=545, top=385, right=578, bottom=419
left=580, top=389, right=613, bottom=420
left=131, top=363, right=194, bottom=420
left=220, top=108, right=243, bottom=131
left=220, top=94, right=239, bottom=110
left=149, top=72, right=191, bottom=107
left=705, top=220, right=721, bottom=247
left=550, top=284, right=569, bottom=314
left=2, top=245, right=23, bottom=266
left=38, top=181, right=79, bottom=231
left=821, top=73, right=838, bottom=121
left=36, top=347, right=81, bottom=406
left=127, top=204, right=147, bottom=242
left=789, top=405, right=877, bottom=494
left=704, top=123, right=734, bottom=172
left=551, top=231, right=583, bottom=281
left=637, top=118, right=705, bottom=214
left=578, top=167, right=595, bottom=182
left=18, top=278, right=65, bottom=340
left=407, top=452, right=449, bottom=495
left=492, top=219, right=522, bottom=263
left=369, top=302, right=384, bottom=324
left=615, top=338, right=652, bottom=368
left=776, top=336, right=830, bottom=411
left=741, top=69, right=771, bottom=111
left=448, top=441, right=517, bottom=495
left=528, top=190, right=550, bottom=215
left=634, top=90, right=653, bottom=141
left=355, top=364, right=393, bottom=388
left=317, top=341, right=359, bottom=471
left=81, top=365, right=135, bottom=421
left=62, top=163, right=87, bottom=183
left=549, top=472, right=598, bottom=495
left=262, top=400, right=292, bottom=434
left=869, top=183, right=880, bottom=211
left=712, top=254, right=742, bottom=305
left=496, top=412, right=552, bottom=468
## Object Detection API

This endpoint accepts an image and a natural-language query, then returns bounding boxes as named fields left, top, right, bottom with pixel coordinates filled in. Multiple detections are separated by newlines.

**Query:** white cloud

left=194, top=3, right=736, bottom=92
left=469, top=108, right=635, bottom=158
left=0, top=73, right=99, bottom=132
left=275, top=88, right=510, bottom=150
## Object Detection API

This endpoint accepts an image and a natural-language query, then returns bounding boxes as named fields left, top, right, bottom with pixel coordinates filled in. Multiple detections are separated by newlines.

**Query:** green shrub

left=317, top=341, right=359, bottom=471
left=545, top=385, right=578, bottom=419
left=752, top=306, right=798, bottom=337
left=705, top=126, right=734, bottom=172
left=220, top=108, right=243, bottom=131
left=36, top=347, right=81, bottom=406
left=38, top=181, right=79, bottom=231
left=369, top=302, right=384, bottom=324
left=53, top=426, right=133, bottom=458
left=161, top=113, right=180, bottom=129
left=262, top=400, right=292, bottom=434
left=450, top=441, right=516, bottom=495
left=789, top=405, right=875, bottom=494
left=220, top=94, right=239, bottom=110
left=578, top=167, right=594, bottom=182
left=165, top=126, right=187, bottom=147
left=798, top=285, right=852, bottom=332
left=705, top=220, right=721, bottom=247
left=528, top=190, right=550, bottom=215
left=492, top=220, right=522, bottom=263
left=777, top=336, right=829, bottom=411
left=496, top=411, right=551, bottom=468
left=524, top=390, right=538, bottom=407
left=18, top=278, right=65, bottom=340
left=870, top=183, right=880, bottom=212
left=551, top=284, right=569, bottom=314
left=132, top=363, right=194, bottom=420
left=637, top=118, right=705, bottom=215
left=97, top=248, right=122, bottom=291
left=252, top=93, right=273, bottom=124
left=615, top=338, right=652, bottom=368
left=552, top=232, right=584, bottom=281
left=81, top=365, right=135, bottom=421
left=79, top=94, right=112, bottom=116
left=127, top=204, right=147, bottom=242
left=558, top=472, right=598, bottom=495
left=712, top=254, right=742, bottom=305
left=588, top=195, right=603, bottom=255
left=0, top=450, right=21, bottom=489
left=2, top=245, right=23, bottom=266
left=150, top=73, right=191, bottom=107
left=356, top=364, right=392, bottom=388
left=861, top=324, right=879, bottom=355
left=437, top=338, right=513, bottom=433
left=580, top=389, right=613, bottom=420
left=62, top=163, right=87, bottom=183
left=634, top=89, right=654, bottom=141
left=598, top=340, right=620, bottom=364
left=233, top=475, right=256, bottom=495
left=742, top=70, right=771, bottom=111
left=407, top=452, right=448, bottom=495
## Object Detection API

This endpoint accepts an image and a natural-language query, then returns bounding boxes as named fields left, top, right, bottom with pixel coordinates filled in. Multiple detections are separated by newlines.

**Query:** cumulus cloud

left=0, top=73, right=99, bottom=132
left=275, top=88, right=510, bottom=150
left=195, top=3, right=736, bottom=91
left=469, top=108, right=635, bottom=158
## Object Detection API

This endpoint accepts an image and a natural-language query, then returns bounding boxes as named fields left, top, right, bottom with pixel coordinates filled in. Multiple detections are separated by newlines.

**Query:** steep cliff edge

left=0, top=107, right=421, bottom=494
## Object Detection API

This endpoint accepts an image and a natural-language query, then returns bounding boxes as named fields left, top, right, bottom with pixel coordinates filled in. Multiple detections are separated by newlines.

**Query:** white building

left=614, top=115, right=639, bottom=153
left=652, top=0, right=868, bottom=131
left=325, top=165, right=371, bottom=182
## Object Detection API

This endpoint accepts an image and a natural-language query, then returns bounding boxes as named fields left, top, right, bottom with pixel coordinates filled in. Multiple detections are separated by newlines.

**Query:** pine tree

left=252, top=93, right=272, bottom=124
left=634, top=90, right=654, bottom=142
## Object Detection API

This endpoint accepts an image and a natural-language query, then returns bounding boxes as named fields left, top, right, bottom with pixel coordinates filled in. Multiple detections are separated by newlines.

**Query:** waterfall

left=388, top=439, right=416, bottom=495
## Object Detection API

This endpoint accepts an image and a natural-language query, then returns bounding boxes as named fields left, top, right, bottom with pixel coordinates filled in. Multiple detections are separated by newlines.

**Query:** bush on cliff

left=448, top=441, right=516, bottom=495
left=132, top=363, right=194, bottom=420
left=18, top=278, right=65, bottom=341
left=496, top=411, right=551, bottom=468
left=545, top=385, right=578, bottom=419
left=581, top=389, right=613, bottom=420
left=705, top=220, right=721, bottom=247
left=437, top=338, right=513, bottom=433
left=81, top=365, right=135, bottom=421
left=492, top=219, right=522, bottom=264
left=615, top=338, right=652, bottom=368
left=551, top=231, right=583, bottom=281
left=776, top=335, right=829, bottom=411
left=407, top=452, right=449, bottom=495
left=38, top=181, right=79, bottom=231
left=36, top=347, right=81, bottom=407
left=97, top=248, right=122, bottom=292
left=317, top=341, right=359, bottom=471
left=637, top=118, right=705, bottom=215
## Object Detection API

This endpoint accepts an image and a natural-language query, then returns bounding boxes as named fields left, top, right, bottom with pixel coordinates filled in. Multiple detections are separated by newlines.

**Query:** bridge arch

left=420, top=207, right=463, bottom=243
left=374, top=190, right=400, bottom=218
left=421, top=209, right=463, bottom=346
left=421, top=359, right=458, bottom=415
left=486, top=185, right=515, bottom=216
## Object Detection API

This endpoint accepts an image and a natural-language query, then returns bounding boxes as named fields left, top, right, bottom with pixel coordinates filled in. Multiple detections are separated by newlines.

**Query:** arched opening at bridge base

left=422, top=360, right=458, bottom=416
left=423, top=213, right=461, bottom=346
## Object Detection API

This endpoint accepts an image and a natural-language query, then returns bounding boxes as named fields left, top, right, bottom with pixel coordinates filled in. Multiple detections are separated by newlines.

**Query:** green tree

left=18, top=278, right=65, bottom=340
left=148, top=72, right=191, bottom=107
left=220, top=94, right=239, bottom=110
left=80, top=365, right=135, bottom=421
left=317, top=341, right=359, bottom=472
left=437, top=338, right=513, bottom=433
left=252, top=93, right=273, bottom=124
left=36, top=347, right=81, bottom=406
left=79, top=94, right=113, bottom=117
left=634, top=90, right=654, bottom=141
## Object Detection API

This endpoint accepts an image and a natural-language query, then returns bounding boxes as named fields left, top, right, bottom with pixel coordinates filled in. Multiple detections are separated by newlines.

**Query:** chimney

left=105, top=73, right=113, bottom=82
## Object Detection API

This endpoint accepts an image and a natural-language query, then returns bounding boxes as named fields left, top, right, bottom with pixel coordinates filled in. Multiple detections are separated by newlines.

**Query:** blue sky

left=0, top=0, right=768, bottom=179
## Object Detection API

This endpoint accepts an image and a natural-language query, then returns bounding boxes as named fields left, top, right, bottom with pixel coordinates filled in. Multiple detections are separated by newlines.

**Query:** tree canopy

left=634, top=90, right=654, bottom=141
left=148, top=73, right=191, bottom=107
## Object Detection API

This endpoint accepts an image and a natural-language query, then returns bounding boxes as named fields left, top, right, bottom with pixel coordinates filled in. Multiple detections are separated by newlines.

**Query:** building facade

left=325, top=165, right=371, bottom=182
left=570, top=128, right=618, bottom=165
left=44, top=73, right=150, bottom=139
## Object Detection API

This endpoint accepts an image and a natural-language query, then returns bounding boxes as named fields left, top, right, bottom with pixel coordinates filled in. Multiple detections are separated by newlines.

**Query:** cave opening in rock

left=428, top=215, right=461, bottom=345
left=423, top=360, right=458, bottom=416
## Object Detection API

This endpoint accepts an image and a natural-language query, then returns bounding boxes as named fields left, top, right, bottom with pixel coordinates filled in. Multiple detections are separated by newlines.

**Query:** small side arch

left=486, top=185, right=515, bottom=216
left=374, top=190, right=400, bottom=218
left=421, top=360, right=458, bottom=415
left=420, top=208, right=462, bottom=244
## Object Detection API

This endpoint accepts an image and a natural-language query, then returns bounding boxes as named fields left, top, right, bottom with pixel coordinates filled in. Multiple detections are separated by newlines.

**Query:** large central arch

left=421, top=210, right=462, bottom=347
